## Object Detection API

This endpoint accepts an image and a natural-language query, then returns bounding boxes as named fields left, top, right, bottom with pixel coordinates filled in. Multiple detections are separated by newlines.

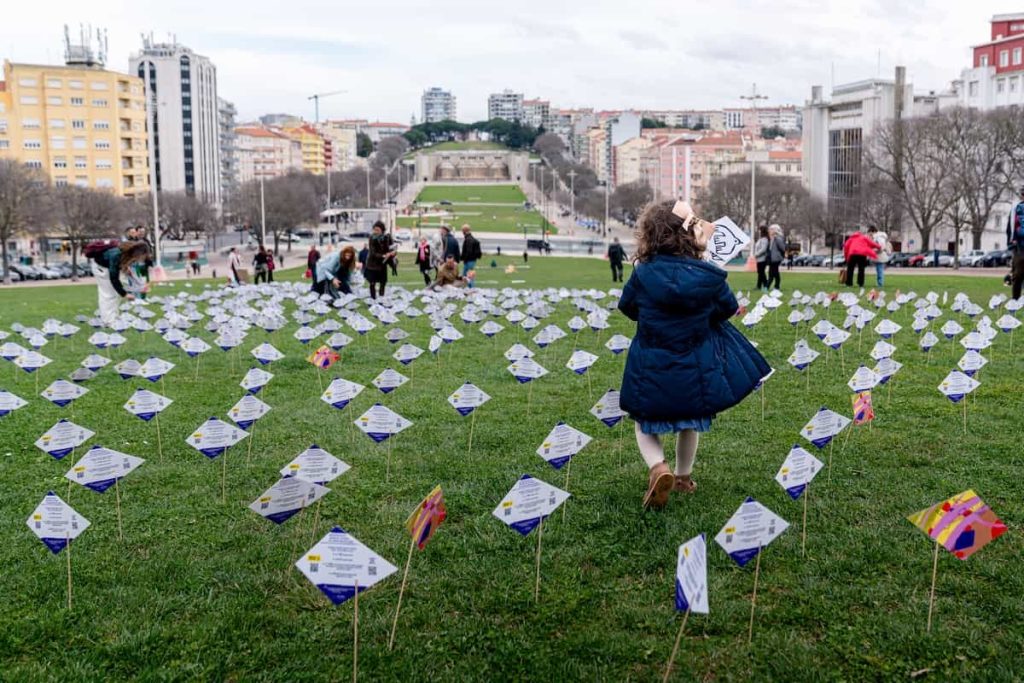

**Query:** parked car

left=958, top=249, right=987, bottom=267
left=908, top=253, right=929, bottom=267
left=978, top=249, right=1011, bottom=268
left=924, top=253, right=955, bottom=267
left=10, top=263, right=41, bottom=280
left=822, top=255, right=846, bottom=268
left=0, top=267, right=24, bottom=282
left=347, top=230, right=371, bottom=239
left=394, top=228, right=413, bottom=242
left=438, top=199, right=453, bottom=206
left=526, top=238, right=551, bottom=253
left=888, top=252, right=912, bottom=267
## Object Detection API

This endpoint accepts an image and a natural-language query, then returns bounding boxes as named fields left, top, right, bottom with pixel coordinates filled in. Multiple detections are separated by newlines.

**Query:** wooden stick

left=221, top=447, right=228, bottom=504
left=586, top=368, right=593, bottom=400
left=562, top=460, right=572, bottom=523
left=155, top=413, right=163, bottom=461
left=801, top=483, right=809, bottom=557
left=827, top=439, right=835, bottom=484
left=962, top=399, right=967, bottom=435
left=748, top=546, right=762, bottom=644
left=927, top=541, right=939, bottom=633
left=115, top=478, right=124, bottom=542
left=353, top=578, right=360, bottom=683
left=662, top=607, right=691, bottom=683
left=66, top=532, right=73, bottom=610
left=309, top=499, right=322, bottom=547
left=760, top=382, right=766, bottom=422
left=247, top=421, right=256, bottom=463
left=527, top=380, right=534, bottom=414
left=467, top=410, right=477, bottom=456
left=388, top=536, right=417, bottom=651
left=534, top=518, right=545, bottom=602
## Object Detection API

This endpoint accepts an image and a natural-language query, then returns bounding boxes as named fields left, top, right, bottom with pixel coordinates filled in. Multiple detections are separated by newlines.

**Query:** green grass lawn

left=1, top=262, right=1022, bottom=681
left=408, top=185, right=554, bottom=235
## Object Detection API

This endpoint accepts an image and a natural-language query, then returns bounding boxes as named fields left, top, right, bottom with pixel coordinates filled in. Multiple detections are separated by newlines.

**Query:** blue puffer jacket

left=618, top=255, right=770, bottom=421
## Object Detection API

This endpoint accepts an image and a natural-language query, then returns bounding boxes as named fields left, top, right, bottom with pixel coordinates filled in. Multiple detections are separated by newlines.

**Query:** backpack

left=83, top=239, right=120, bottom=260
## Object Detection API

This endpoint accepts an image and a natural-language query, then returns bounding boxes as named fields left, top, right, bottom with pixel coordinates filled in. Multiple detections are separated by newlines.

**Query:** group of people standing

left=307, top=222, right=484, bottom=301
left=842, top=225, right=892, bottom=288
left=753, top=224, right=787, bottom=291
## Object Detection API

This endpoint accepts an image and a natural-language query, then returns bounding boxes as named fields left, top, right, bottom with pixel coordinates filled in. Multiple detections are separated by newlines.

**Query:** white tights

left=635, top=422, right=699, bottom=476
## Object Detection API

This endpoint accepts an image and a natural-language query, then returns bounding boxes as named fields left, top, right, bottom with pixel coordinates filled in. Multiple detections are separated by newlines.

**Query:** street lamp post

left=740, top=83, right=768, bottom=271
left=259, top=176, right=267, bottom=246
left=568, top=169, right=577, bottom=228
left=365, top=165, right=371, bottom=208
left=604, top=181, right=610, bottom=238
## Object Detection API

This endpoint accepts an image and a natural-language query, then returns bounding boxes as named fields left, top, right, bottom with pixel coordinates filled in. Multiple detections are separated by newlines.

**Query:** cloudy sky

left=0, top=0, right=1013, bottom=123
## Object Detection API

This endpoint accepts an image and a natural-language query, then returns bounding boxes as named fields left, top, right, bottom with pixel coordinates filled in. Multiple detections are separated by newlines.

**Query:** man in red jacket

left=843, top=229, right=881, bottom=287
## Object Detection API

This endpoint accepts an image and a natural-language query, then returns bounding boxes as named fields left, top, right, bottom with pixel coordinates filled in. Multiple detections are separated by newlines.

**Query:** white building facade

left=421, top=87, right=456, bottom=123
left=487, top=90, right=524, bottom=122
left=131, top=37, right=221, bottom=205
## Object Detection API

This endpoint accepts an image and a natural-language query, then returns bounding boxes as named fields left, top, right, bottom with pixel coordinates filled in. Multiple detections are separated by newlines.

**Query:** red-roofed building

left=960, top=13, right=1024, bottom=109
left=234, top=126, right=303, bottom=182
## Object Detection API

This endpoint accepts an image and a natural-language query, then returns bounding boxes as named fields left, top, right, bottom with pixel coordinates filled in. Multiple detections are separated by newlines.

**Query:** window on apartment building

left=969, top=81, right=980, bottom=97
left=18, top=77, right=38, bottom=87
left=46, top=96, right=62, bottom=105
left=92, top=99, right=108, bottom=108
left=25, top=160, right=42, bottom=169
left=94, top=140, right=110, bottom=150
left=72, top=137, right=87, bottom=149
left=46, top=78, right=61, bottom=88
left=49, top=119, right=64, bottom=128
left=998, top=79, right=1006, bottom=94
left=54, top=176, right=68, bottom=187
left=95, top=159, right=112, bottom=170
left=1000, top=50, right=1010, bottom=67
left=72, top=120, right=85, bottom=129
left=53, top=157, right=67, bottom=168
left=90, top=81, right=107, bottom=90
left=22, top=118, right=40, bottom=129
left=74, top=176, right=88, bottom=187
left=74, top=157, right=87, bottom=169
left=96, top=179, right=113, bottom=188
left=0, top=140, right=9, bottom=150
left=93, top=121, right=110, bottom=130
left=20, top=96, right=39, bottom=105
left=51, top=136, right=65, bottom=149
left=981, top=55, right=990, bottom=67
left=70, top=97, right=85, bottom=106
left=68, top=80, right=83, bottom=89
left=1015, top=48, right=1023, bottom=65
left=23, top=140, right=42, bottom=150
left=1012, top=77, right=1019, bottom=93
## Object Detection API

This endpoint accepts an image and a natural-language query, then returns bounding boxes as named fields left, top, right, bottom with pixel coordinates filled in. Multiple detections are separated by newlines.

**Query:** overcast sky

left=0, top=1, right=1014, bottom=123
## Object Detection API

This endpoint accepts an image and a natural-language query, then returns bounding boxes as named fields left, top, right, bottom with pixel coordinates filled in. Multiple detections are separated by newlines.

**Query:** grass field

left=1, top=262, right=1022, bottom=681
left=408, top=184, right=554, bottom=235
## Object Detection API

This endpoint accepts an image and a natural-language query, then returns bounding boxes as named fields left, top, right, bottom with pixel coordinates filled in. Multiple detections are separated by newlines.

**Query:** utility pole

left=604, top=180, right=610, bottom=238
left=740, top=83, right=768, bottom=270
left=568, top=169, right=577, bottom=224
left=365, top=165, right=371, bottom=208
left=259, top=175, right=267, bottom=246
left=144, top=66, right=161, bottom=269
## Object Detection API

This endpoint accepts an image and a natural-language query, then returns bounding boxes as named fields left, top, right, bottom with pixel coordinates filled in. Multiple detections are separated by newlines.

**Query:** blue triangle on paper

left=257, top=358, right=270, bottom=365
left=236, top=420, right=254, bottom=431
left=331, top=526, right=345, bottom=534
left=573, top=367, right=588, bottom=375
left=316, top=582, right=365, bottom=605
left=510, top=515, right=543, bottom=536
left=547, top=455, right=571, bottom=470
left=379, top=386, right=395, bottom=394
left=611, top=348, right=624, bottom=355
left=0, top=409, right=9, bottom=417
left=186, top=351, right=199, bottom=357
left=85, top=477, right=117, bottom=493
left=947, top=393, right=965, bottom=404
left=248, top=385, right=263, bottom=395
left=729, top=546, right=761, bottom=567
left=266, top=508, right=300, bottom=525
left=48, top=447, right=74, bottom=460
left=793, top=362, right=808, bottom=371
left=455, top=406, right=474, bottom=417
left=810, top=436, right=832, bottom=449
left=41, top=537, right=68, bottom=554
left=22, top=367, right=39, bottom=374
left=199, top=446, right=226, bottom=459
left=331, top=399, right=351, bottom=410
left=367, top=432, right=391, bottom=443
left=118, top=373, right=134, bottom=380
left=601, top=416, right=623, bottom=427
left=515, top=375, right=532, bottom=384
left=50, top=399, right=72, bottom=408
left=519, top=474, right=533, bottom=481
left=675, top=578, right=689, bottom=611
left=135, top=412, right=155, bottom=422
left=399, top=359, right=412, bottom=365
left=964, top=369, right=977, bottom=377
left=145, top=375, right=161, bottom=382
left=785, top=483, right=807, bottom=500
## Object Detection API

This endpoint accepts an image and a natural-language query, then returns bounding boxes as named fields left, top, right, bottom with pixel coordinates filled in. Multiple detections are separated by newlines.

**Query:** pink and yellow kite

left=307, top=345, right=340, bottom=370
left=907, top=490, right=1007, bottom=560
left=406, top=485, right=447, bottom=551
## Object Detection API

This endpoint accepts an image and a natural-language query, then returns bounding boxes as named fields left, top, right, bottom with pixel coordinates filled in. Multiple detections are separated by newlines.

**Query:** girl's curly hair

left=633, top=200, right=706, bottom=263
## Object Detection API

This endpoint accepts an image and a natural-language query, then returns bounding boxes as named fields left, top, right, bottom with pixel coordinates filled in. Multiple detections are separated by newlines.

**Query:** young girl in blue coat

left=618, top=200, right=770, bottom=510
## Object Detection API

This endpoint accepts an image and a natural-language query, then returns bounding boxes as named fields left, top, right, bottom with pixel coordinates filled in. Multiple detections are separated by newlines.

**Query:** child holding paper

left=618, top=200, right=770, bottom=510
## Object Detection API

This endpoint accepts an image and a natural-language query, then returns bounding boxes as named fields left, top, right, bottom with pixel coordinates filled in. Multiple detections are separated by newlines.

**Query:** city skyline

left=0, top=0, right=1004, bottom=123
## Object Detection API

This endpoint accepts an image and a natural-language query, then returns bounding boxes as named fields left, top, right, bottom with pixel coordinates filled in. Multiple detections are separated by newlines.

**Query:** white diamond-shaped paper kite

left=504, top=343, right=534, bottom=362
left=675, top=534, right=709, bottom=614
left=448, top=382, right=491, bottom=416
left=566, top=350, right=598, bottom=375
left=873, top=357, right=903, bottom=383
left=186, top=417, right=249, bottom=459
left=14, top=351, right=51, bottom=373
left=920, top=332, right=939, bottom=351
left=480, top=321, right=504, bottom=337
left=869, top=340, right=896, bottom=361
left=428, top=335, right=442, bottom=354
left=372, top=368, right=409, bottom=394
left=240, top=367, right=274, bottom=394
left=326, top=332, right=353, bottom=350
left=251, top=343, right=284, bottom=365
left=787, top=344, right=820, bottom=371
left=123, top=389, right=172, bottom=421
left=938, top=371, right=980, bottom=403
left=81, top=354, right=111, bottom=371
left=492, top=474, right=570, bottom=536
left=321, top=377, right=364, bottom=410
left=181, top=337, right=212, bottom=357
left=35, top=419, right=94, bottom=460
left=114, top=359, right=141, bottom=379
left=249, top=477, right=330, bottom=525
left=604, top=334, right=631, bottom=355
left=280, top=445, right=350, bottom=485
left=874, top=319, right=902, bottom=338
left=41, top=379, right=87, bottom=407
left=799, top=407, right=851, bottom=449
left=957, top=350, right=988, bottom=376
left=0, top=389, right=28, bottom=417
left=293, top=326, right=318, bottom=344
left=714, top=497, right=789, bottom=567
left=26, top=492, right=89, bottom=554
left=590, top=388, right=626, bottom=427
left=392, top=343, right=423, bottom=365
left=847, top=365, right=881, bottom=393
left=774, top=445, right=824, bottom=500
left=354, top=403, right=412, bottom=443
left=64, top=446, right=144, bottom=493
left=507, top=358, right=548, bottom=383
left=941, top=320, right=963, bottom=339
left=228, top=394, right=271, bottom=430
left=536, top=422, right=592, bottom=470
left=138, top=357, right=175, bottom=382
left=295, top=527, right=398, bottom=605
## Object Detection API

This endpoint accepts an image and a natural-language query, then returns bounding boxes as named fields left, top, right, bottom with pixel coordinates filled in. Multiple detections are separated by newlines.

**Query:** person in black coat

left=607, top=237, right=626, bottom=282
left=414, top=237, right=433, bottom=287
left=440, top=225, right=461, bottom=263
left=460, top=224, right=482, bottom=274
left=618, top=200, right=770, bottom=510
left=364, top=221, right=396, bottom=300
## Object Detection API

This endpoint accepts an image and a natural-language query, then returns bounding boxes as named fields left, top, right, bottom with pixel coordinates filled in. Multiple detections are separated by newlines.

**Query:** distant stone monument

left=415, top=150, right=530, bottom=183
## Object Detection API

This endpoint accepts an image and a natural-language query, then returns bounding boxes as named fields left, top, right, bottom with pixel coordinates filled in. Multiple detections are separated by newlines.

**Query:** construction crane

left=308, top=90, right=347, bottom=123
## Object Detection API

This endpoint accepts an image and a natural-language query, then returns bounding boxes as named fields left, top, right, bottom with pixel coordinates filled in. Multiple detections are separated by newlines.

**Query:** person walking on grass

left=618, top=200, right=770, bottom=510
left=415, top=237, right=433, bottom=287
left=1007, top=186, right=1024, bottom=300
left=753, top=225, right=769, bottom=291
left=767, top=224, right=786, bottom=290
left=867, top=225, right=891, bottom=287
left=87, top=240, right=151, bottom=326
left=843, top=228, right=881, bottom=288
left=607, top=237, right=626, bottom=283
left=252, top=245, right=269, bottom=284
left=460, top=224, right=482, bottom=287
left=364, top=221, right=396, bottom=300
left=228, top=247, right=243, bottom=286
left=440, top=225, right=461, bottom=263
left=306, top=244, right=321, bottom=279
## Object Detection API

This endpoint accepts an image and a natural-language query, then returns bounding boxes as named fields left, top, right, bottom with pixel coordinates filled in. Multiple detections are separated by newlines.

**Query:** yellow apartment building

left=282, top=123, right=326, bottom=175
left=0, top=59, right=150, bottom=197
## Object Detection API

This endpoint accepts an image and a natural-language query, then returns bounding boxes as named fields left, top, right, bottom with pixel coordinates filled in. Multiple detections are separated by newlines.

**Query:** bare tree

left=0, top=160, right=51, bottom=284
left=533, top=133, right=565, bottom=159
left=610, top=180, right=653, bottom=223
left=233, top=172, right=320, bottom=253
left=157, top=192, right=218, bottom=241
left=867, top=115, right=956, bottom=250
left=701, top=171, right=813, bottom=230
left=858, top=168, right=904, bottom=235
left=51, top=186, right=125, bottom=281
